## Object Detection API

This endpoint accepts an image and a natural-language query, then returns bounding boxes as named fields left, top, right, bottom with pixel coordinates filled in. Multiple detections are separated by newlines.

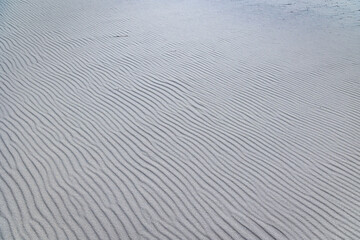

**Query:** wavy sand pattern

left=1, top=0, right=360, bottom=239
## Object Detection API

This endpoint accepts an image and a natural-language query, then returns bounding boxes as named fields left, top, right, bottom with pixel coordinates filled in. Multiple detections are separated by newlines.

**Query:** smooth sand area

left=1, top=0, right=360, bottom=239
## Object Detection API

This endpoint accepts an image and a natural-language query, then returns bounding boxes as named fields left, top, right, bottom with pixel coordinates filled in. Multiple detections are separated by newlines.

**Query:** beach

left=1, top=0, right=360, bottom=239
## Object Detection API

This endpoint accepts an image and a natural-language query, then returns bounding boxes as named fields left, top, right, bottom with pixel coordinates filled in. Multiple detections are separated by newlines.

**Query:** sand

left=1, top=0, right=360, bottom=239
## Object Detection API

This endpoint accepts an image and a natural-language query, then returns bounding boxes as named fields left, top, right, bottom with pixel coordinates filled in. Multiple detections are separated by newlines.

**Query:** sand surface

left=1, top=0, right=360, bottom=239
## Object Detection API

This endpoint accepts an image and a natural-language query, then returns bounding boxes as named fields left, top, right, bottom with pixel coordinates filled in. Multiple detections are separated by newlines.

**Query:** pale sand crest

left=1, top=0, right=360, bottom=239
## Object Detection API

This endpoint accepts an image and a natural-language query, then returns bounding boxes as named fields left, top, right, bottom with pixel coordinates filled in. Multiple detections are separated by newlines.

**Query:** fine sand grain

left=1, top=0, right=360, bottom=239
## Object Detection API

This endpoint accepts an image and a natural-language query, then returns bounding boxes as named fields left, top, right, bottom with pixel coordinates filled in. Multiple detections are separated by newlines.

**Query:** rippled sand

left=1, top=0, right=360, bottom=239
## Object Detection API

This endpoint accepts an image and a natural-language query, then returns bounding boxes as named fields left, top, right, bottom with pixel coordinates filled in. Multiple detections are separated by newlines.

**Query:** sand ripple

left=1, top=0, right=360, bottom=239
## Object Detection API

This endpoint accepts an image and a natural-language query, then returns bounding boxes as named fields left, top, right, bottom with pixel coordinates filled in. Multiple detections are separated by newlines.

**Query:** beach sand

left=1, top=0, right=360, bottom=239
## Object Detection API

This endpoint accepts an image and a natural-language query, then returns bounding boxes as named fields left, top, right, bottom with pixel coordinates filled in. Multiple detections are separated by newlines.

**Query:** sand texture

left=1, top=0, right=360, bottom=239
